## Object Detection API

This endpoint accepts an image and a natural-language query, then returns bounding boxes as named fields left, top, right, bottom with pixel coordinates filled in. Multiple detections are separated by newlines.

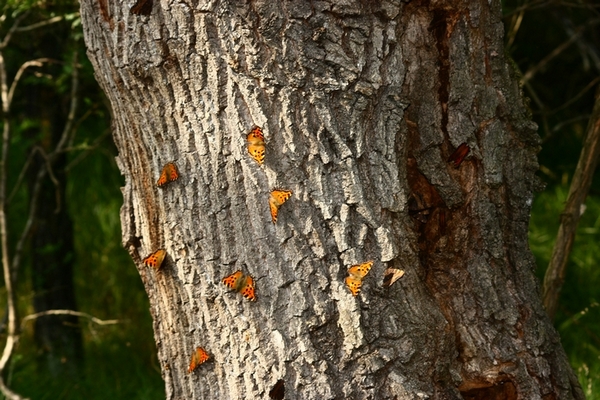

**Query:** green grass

left=529, top=184, right=600, bottom=399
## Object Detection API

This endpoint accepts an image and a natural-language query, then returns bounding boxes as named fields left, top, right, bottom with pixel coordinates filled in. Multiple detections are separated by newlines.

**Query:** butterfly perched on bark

left=157, top=162, right=179, bottom=187
left=143, top=249, right=166, bottom=270
left=345, top=261, right=373, bottom=296
left=188, top=346, right=210, bottom=373
left=269, top=189, right=292, bottom=223
left=448, top=143, right=470, bottom=168
left=382, top=268, right=405, bottom=288
left=222, top=270, right=256, bottom=301
left=130, top=0, right=153, bottom=15
left=269, top=379, right=285, bottom=400
left=247, top=126, right=266, bottom=165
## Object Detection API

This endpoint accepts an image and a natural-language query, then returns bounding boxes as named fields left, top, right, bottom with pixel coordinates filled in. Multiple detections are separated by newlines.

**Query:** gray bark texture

left=80, top=0, right=584, bottom=399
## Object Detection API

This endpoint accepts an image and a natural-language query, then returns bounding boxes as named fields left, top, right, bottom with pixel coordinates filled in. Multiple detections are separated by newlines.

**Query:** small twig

left=21, top=309, right=119, bottom=328
left=522, top=28, right=582, bottom=85
left=14, top=16, right=64, bottom=32
left=9, top=167, right=45, bottom=280
left=52, top=52, right=79, bottom=157
left=541, top=115, right=591, bottom=145
left=502, top=0, right=552, bottom=19
left=34, top=146, right=60, bottom=187
left=47, top=51, right=79, bottom=213
left=523, top=80, right=551, bottom=139
left=505, top=9, right=524, bottom=51
left=64, top=129, right=111, bottom=171
left=0, top=12, right=30, bottom=50
left=543, top=85, right=600, bottom=319
left=66, top=106, right=96, bottom=150
left=7, top=58, right=56, bottom=107
left=547, top=76, right=600, bottom=116
left=6, top=147, right=39, bottom=205
left=0, top=34, right=28, bottom=400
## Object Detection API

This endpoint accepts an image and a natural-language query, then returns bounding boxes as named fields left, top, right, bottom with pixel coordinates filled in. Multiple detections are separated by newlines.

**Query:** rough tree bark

left=81, top=0, right=583, bottom=399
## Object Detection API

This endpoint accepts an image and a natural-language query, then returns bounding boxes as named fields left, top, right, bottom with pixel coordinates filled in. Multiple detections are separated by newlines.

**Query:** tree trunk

left=80, top=1, right=583, bottom=399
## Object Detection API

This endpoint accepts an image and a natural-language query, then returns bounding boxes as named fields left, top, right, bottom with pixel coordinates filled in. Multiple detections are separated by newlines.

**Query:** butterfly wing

left=382, top=268, right=405, bottom=288
left=157, top=168, right=169, bottom=187
left=166, top=163, right=179, bottom=181
left=345, top=261, right=373, bottom=296
left=188, top=347, right=210, bottom=373
left=268, top=196, right=280, bottom=223
left=240, top=275, right=256, bottom=301
left=143, top=249, right=166, bottom=270
left=345, top=276, right=363, bottom=296
left=130, top=0, right=153, bottom=15
left=348, top=260, right=373, bottom=278
left=271, top=189, right=292, bottom=206
left=222, top=270, right=243, bottom=290
left=157, top=163, right=179, bottom=187
left=247, top=126, right=265, bottom=164
left=269, top=379, right=285, bottom=400
left=448, top=143, right=470, bottom=168
left=269, top=189, right=293, bottom=223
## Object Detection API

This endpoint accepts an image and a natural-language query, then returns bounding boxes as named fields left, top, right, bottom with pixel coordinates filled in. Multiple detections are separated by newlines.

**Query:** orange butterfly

left=448, top=143, right=470, bottom=168
left=222, top=270, right=256, bottom=301
left=157, top=162, right=179, bottom=187
left=143, top=249, right=166, bottom=270
left=247, top=126, right=266, bottom=165
left=382, top=268, right=405, bottom=288
left=269, top=189, right=292, bottom=223
left=345, top=261, right=373, bottom=296
left=188, top=346, right=210, bottom=373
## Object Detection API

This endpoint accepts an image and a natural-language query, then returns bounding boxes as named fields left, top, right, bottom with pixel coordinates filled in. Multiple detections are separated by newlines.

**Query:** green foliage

left=0, top=1, right=164, bottom=399
left=503, top=0, right=600, bottom=396
left=530, top=188, right=600, bottom=399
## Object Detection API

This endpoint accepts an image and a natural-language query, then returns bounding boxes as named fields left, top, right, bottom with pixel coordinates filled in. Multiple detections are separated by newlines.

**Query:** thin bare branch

left=523, top=80, right=551, bottom=138
left=9, top=53, right=81, bottom=286
left=522, top=17, right=600, bottom=85
left=65, top=129, right=111, bottom=172
left=21, top=309, right=119, bottom=328
left=0, top=12, right=30, bottom=50
left=0, top=46, right=28, bottom=400
left=29, top=146, right=62, bottom=213
left=7, top=58, right=56, bottom=107
left=14, top=16, right=64, bottom=32
left=502, top=0, right=552, bottom=19
left=505, top=9, right=524, bottom=51
left=6, top=145, right=38, bottom=206
left=543, top=85, right=600, bottom=319
left=9, top=167, right=45, bottom=281
left=0, top=337, right=27, bottom=400
left=66, top=106, right=96, bottom=150
left=522, top=30, right=581, bottom=85
left=47, top=52, right=80, bottom=213
left=548, top=76, right=600, bottom=116
left=541, top=115, right=592, bottom=145
left=52, top=52, right=79, bottom=157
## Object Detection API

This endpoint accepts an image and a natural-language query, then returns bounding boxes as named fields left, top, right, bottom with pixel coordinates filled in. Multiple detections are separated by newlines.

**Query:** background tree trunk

left=26, top=40, right=83, bottom=377
left=81, top=1, right=583, bottom=399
